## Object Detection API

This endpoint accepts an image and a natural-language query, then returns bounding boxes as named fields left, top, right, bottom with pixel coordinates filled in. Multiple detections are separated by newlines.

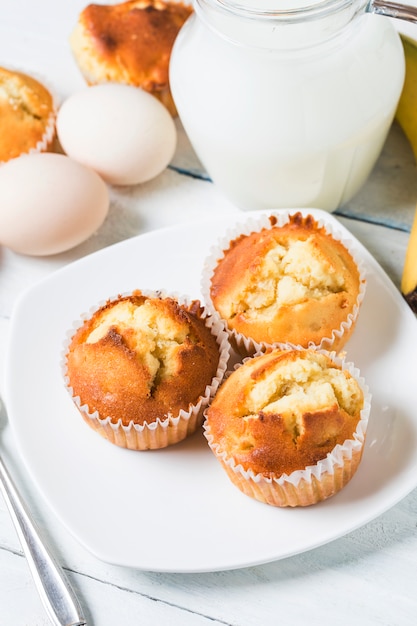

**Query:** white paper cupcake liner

left=203, top=347, right=371, bottom=507
left=201, top=209, right=367, bottom=357
left=62, top=288, right=231, bottom=450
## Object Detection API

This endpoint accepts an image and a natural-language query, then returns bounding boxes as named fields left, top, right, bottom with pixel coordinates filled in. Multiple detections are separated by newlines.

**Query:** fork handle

left=0, top=455, right=86, bottom=626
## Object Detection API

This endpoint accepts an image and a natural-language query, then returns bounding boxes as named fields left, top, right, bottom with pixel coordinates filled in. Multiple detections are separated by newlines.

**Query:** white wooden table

left=1, top=2, right=417, bottom=625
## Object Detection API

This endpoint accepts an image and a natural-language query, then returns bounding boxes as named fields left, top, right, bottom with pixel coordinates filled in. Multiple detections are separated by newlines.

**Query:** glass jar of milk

left=169, top=0, right=406, bottom=211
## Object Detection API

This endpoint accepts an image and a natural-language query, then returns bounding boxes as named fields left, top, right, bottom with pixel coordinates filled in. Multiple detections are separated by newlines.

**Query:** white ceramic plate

left=6, top=208, right=417, bottom=573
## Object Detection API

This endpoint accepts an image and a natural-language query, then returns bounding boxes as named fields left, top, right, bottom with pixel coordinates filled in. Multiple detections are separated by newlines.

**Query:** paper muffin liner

left=201, top=210, right=367, bottom=358
left=0, top=66, right=58, bottom=165
left=62, top=288, right=231, bottom=450
left=203, top=347, right=371, bottom=507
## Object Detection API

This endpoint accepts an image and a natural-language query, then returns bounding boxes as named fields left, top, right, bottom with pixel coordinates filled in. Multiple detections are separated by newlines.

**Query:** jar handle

left=367, top=0, right=417, bottom=23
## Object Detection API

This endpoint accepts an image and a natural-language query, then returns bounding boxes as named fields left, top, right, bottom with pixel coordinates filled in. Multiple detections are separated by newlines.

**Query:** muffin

left=203, top=211, right=365, bottom=355
left=204, top=347, right=370, bottom=507
left=64, top=290, right=230, bottom=450
left=0, top=66, right=57, bottom=163
left=69, top=0, right=193, bottom=116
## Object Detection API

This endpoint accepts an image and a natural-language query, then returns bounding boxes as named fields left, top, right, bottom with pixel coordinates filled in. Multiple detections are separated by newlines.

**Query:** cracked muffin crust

left=70, top=0, right=193, bottom=116
left=0, top=66, right=56, bottom=162
left=64, top=290, right=230, bottom=449
left=207, top=212, right=365, bottom=353
left=204, top=347, right=369, bottom=507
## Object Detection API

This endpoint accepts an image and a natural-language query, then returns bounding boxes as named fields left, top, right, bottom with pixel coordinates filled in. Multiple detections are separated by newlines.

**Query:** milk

left=169, top=1, right=405, bottom=211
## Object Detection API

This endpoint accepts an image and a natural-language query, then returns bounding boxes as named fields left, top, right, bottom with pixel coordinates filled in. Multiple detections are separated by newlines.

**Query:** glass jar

left=169, top=0, right=406, bottom=211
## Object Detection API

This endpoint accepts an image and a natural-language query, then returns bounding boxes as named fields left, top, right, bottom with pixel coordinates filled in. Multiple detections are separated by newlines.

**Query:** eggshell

left=0, top=153, right=109, bottom=256
left=56, top=84, right=177, bottom=186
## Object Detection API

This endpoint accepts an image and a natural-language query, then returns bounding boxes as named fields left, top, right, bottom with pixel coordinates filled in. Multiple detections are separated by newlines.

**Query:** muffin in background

left=203, top=211, right=366, bottom=356
left=204, top=347, right=370, bottom=507
left=64, top=289, right=230, bottom=450
left=0, top=66, right=57, bottom=163
left=69, top=0, right=193, bottom=116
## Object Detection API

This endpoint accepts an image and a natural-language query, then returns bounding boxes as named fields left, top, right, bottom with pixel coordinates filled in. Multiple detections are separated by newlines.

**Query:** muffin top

left=70, top=0, right=193, bottom=115
left=0, top=66, right=55, bottom=162
left=205, top=348, right=364, bottom=477
left=66, top=291, right=220, bottom=425
left=209, top=213, right=362, bottom=348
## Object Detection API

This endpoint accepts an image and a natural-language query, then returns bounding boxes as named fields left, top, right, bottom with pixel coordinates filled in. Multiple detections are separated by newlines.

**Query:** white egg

left=56, top=84, right=177, bottom=186
left=0, top=153, right=109, bottom=256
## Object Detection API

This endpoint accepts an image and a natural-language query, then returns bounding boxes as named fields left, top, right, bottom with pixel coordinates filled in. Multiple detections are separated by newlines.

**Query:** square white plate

left=5, top=208, right=417, bottom=572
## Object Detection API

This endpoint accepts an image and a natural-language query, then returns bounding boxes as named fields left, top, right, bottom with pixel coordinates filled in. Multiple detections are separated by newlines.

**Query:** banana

left=396, top=34, right=417, bottom=161
left=395, top=34, right=417, bottom=312
left=401, top=209, right=417, bottom=311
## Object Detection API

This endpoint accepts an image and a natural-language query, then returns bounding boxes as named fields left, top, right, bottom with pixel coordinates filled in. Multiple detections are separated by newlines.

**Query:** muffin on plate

left=0, top=66, right=57, bottom=163
left=69, top=0, right=193, bottom=116
left=64, top=289, right=230, bottom=450
left=203, top=211, right=366, bottom=356
left=204, top=346, right=370, bottom=507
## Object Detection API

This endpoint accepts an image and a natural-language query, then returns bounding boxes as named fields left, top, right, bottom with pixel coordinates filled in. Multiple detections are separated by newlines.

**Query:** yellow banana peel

left=396, top=34, right=417, bottom=312
left=401, top=209, right=417, bottom=311
left=396, top=34, right=417, bottom=162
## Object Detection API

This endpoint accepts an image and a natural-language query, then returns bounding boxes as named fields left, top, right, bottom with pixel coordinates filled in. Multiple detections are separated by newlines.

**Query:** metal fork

left=0, top=394, right=87, bottom=626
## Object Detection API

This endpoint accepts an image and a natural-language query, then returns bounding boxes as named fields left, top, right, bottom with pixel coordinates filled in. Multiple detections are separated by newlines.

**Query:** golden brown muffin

left=204, top=347, right=369, bottom=507
left=70, top=0, right=193, bottom=116
left=207, top=212, right=365, bottom=354
left=65, top=290, right=229, bottom=449
left=0, top=66, right=56, bottom=162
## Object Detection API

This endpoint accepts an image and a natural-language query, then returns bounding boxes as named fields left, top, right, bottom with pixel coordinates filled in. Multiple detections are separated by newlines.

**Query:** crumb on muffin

left=66, top=291, right=221, bottom=427
left=205, top=348, right=364, bottom=478
left=208, top=212, right=364, bottom=350
left=69, top=0, right=193, bottom=116
left=0, top=66, right=56, bottom=162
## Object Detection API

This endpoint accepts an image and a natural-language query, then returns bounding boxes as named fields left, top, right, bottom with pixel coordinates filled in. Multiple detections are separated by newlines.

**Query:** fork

left=0, top=393, right=87, bottom=626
